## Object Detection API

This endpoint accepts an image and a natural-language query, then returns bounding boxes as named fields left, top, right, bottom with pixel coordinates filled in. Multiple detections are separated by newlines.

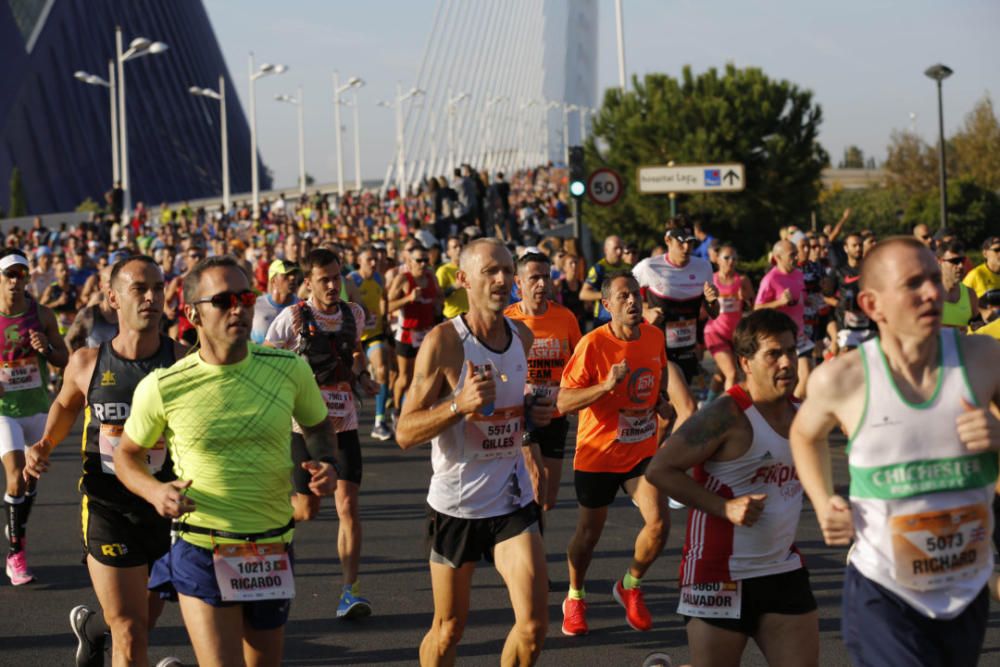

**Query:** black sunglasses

left=192, top=290, right=256, bottom=310
left=942, top=256, right=965, bottom=265
left=412, top=257, right=430, bottom=265
left=3, top=269, right=27, bottom=280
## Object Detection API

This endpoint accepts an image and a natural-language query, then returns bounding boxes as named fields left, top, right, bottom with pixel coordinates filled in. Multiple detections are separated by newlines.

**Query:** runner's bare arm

left=115, top=432, right=196, bottom=518
left=557, top=365, right=624, bottom=415
left=395, top=324, right=467, bottom=449
left=578, top=281, right=602, bottom=302
left=24, top=347, right=96, bottom=479
left=36, top=304, right=69, bottom=367
left=790, top=357, right=859, bottom=546
left=956, top=335, right=1000, bottom=452
left=386, top=274, right=412, bottom=314
left=63, top=307, right=93, bottom=352
left=645, top=397, right=759, bottom=522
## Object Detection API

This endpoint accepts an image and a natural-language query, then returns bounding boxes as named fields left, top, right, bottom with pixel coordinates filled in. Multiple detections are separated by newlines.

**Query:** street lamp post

left=925, top=63, right=953, bottom=231
left=379, top=85, right=425, bottom=197
left=188, top=75, right=230, bottom=211
left=446, top=90, right=470, bottom=174
left=248, top=54, right=288, bottom=219
left=333, top=72, right=364, bottom=197
left=115, top=26, right=168, bottom=220
left=351, top=91, right=363, bottom=192
left=275, top=87, right=306, bottom=195
left=74, top=61, right=119, bottom=185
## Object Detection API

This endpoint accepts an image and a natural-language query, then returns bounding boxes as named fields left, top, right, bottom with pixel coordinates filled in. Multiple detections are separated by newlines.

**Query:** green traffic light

left=569, top=181, right=586, bottom=197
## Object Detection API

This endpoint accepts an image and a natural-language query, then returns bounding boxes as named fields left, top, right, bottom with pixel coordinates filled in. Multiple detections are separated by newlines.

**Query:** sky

left=203, top=0, right=1000, bottom=190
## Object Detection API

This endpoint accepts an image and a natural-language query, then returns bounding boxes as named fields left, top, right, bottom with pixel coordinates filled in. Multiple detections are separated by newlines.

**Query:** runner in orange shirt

left=557, top=271, right=673, bottom=636
left=505, top=249, right=582, bottom=510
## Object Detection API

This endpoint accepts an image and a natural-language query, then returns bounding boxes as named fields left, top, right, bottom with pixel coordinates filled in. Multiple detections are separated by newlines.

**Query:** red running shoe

left=613, top=579, right=652, bottom=631
left=561, top=597, right=589, bottom=636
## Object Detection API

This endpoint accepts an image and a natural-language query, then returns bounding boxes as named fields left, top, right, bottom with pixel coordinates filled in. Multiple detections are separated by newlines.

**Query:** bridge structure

left=381, top=0, right=600, bottom=196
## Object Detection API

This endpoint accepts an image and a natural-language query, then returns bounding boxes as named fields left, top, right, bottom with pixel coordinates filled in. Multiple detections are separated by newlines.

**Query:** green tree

left=839, top=145, right=866, bottom=168
left=902, top=176, right=999, bottom=246
left=817, top=185, right=906, bottom=238
left=8, top=167, right=26, bottom=218
left=75, top=197, right=102, bottom=214
left=951, top=95, right=1000, bottom=192
left=585, top=64, right=829, bottom=257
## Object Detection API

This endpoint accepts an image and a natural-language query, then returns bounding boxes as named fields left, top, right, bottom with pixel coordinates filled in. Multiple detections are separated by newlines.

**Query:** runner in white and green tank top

left=790, top=238, right=1000, bottom=667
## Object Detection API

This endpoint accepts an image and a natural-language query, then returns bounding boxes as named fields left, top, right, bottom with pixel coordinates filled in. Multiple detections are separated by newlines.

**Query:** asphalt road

left=3, top=407, right=1000, bottom=667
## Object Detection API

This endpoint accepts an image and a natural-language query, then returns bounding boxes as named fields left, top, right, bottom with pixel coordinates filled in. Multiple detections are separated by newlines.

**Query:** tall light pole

left=351, top=91, right=363, bottom=192
left=579, top=106, right=591, bottom=142
left=275, top=87, right=306, bottom=195
left=446, top=90, right=470, bottom=174
left=615, top=0, right=627, bottom=91
left=544, top=101, right=560, bottom=165
left=925, top=63, right=953, bottom=231
left=74, top=61, right=119, bottom=185
left=248, top=54, right=288, bottom=219
left=379, top=85, right=425, bottom=196
left=188, top=75, right=230, bottom=211
left=115, top=26, right=168, bottom=220
left=333, top=72, right=364, bottom=197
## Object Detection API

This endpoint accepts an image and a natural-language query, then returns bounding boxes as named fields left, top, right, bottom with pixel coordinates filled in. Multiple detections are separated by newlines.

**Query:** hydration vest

left=295, top=301, right=356, bottom=385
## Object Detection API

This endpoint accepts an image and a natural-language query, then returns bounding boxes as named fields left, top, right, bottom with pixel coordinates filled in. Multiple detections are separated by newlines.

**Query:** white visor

left=0, top=254, right=30, bottom=272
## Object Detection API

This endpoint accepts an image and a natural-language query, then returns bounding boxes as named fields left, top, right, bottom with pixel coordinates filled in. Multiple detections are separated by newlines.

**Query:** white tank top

left=426, top=316, right=533, bottom=519
left=848, top=329, right=995, bottom=619
left=680, top=386, right=804, bottom=586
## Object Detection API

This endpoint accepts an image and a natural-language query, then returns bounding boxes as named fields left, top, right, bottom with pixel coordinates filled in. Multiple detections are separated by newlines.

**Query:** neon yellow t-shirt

left=962, top=264, right=1000, bottom=298
left=436, top=262, right=467, bottom=319
left=124, top=343, right=328, bottom=549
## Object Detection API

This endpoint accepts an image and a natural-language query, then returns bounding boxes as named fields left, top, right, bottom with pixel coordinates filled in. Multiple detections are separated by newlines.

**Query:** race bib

left=719, top=297, right=740, bottom=314
left=98, top=424, right=166, bottom=475
left=0, top=357, right=41, bottom=392
left=889, top=503, right=990, bottom=591
left=844, top=311, right=870, bottom=329
left=213, top=542, right=295, bottom=602
left=665, top=319, right=696, bottom=349
left=677, top=581, right=742, bottom=619
left=364, top=311, right=377, bottom=330
left=617, top=409, right=656, bottom=444
left=410, top=328, right=428, bottom=347
left=320, top=382, right=354, bottom=419
left=464, top=406, right=524, bottom=461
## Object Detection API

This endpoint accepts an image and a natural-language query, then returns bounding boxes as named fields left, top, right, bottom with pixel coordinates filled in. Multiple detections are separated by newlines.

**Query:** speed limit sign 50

left=587, top=168, right=623, bottom=206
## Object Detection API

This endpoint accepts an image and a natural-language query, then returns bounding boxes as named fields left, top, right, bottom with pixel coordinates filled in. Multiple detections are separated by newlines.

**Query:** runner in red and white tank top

left=645, top=309, right=818, bottom=666
left=387, top=242, right=443, bottom=418
left=703, top=245, right=756, bottom=392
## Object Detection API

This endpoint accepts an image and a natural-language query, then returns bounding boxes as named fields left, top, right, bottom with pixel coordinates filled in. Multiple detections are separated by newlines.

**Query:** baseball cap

left=0, top=254, right=29, bottom=272
left=268, top=259, right=300, bottom=280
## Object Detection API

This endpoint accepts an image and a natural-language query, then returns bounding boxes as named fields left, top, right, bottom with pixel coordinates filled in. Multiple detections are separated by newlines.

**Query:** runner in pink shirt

left=704, top=245, right=755, bottom=392
left=754, top=240, right=813, bottom=397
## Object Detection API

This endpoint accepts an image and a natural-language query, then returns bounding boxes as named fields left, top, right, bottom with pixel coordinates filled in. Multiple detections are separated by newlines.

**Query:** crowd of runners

left=1, top=163, right=999, bottom=666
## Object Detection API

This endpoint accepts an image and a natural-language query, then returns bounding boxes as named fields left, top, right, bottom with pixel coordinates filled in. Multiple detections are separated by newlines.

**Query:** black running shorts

left=426, top=502, right=540, bottom=568
left=82, top=496, right=170, bottom=568
left=682, top=567, right=817, bottom=636
left=526, top=415, right=570, bottom=459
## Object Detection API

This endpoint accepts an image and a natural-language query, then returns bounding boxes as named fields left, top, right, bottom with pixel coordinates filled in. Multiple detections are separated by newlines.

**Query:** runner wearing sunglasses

left=113, top=255, right=338, bottom=667
left=0, top=248, right=69, bottom=586
left=937, top=241, right=978, bottom=330
left=266, top=247, right=379, bottom=620
left=387, top=243, right=442, bottom=419
left=25, top=256, right=185, bottom=666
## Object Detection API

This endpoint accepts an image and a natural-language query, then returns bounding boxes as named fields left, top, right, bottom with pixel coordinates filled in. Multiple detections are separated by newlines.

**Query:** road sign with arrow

left=637, top=163, right=745, bottom=193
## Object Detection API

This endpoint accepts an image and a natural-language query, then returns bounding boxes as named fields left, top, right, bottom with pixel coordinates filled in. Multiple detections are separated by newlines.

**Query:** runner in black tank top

left=23, top=256, right=184, bottom=666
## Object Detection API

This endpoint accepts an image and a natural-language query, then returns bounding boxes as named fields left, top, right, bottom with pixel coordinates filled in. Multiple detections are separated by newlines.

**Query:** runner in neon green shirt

left=115, top=255, right=338, bottom=667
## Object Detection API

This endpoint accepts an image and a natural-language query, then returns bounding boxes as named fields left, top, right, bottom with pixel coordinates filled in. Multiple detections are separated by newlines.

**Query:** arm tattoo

left=679, top=402, right=736, bottom=447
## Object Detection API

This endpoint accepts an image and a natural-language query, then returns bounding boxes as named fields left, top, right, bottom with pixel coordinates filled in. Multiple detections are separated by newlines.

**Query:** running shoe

left=336, top=590, right=372, bottom=619
left=561, top=597, right=588, bottom=636
left=70, top=605, right=107, bottom=667
left=613, top=579, right=652, bottom=631
left=370, top=422, right=393, bottom=441
left=5, top=547, right=34, bottom=585
left=154, top=659, right=184, bottom=667
left=667, top=497, right=687, bottom=510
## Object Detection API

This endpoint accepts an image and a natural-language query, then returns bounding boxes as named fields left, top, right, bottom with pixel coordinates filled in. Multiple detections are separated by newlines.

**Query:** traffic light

left=568, top=145, right=585, bottom=198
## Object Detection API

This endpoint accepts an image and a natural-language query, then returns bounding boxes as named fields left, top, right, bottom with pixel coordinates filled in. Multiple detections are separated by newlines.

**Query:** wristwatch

left=449, top=400, right=459, bottom=415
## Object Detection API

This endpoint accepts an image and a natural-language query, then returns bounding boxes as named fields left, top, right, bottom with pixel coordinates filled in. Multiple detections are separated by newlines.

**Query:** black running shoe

left=69, top=605, right=107, bottom=667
